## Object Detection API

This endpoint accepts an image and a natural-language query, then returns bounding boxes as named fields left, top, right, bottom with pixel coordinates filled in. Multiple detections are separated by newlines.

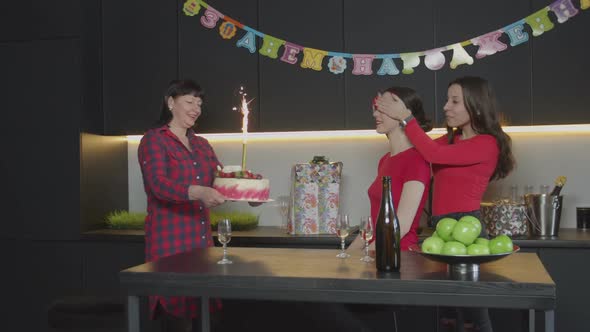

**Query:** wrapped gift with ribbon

left=288, top=156, right=343, bottom=235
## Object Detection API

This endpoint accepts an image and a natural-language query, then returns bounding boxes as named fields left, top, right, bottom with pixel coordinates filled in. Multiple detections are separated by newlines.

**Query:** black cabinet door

left=539, top=248, right=590, bottom=332
left=531, top=0, right=590, bottom=124
left=435, top=0, right=533, bottom=126
left=258, top=0, right=345, bottom=131
left=102, top=0, right=178, bottom=135
left=179, top=0, right=259, bottom=133
left=344, top=0, right=436, bottom=130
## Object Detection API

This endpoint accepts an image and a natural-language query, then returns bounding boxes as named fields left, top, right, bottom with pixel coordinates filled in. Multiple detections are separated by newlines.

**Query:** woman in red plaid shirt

left=138, top=79, right=226, bottom=332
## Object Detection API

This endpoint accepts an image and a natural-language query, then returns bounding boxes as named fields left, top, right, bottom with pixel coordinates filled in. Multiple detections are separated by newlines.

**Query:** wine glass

left=360, top=216, right=374, bottom=262
left=335, top=214, right=351, bottom=259
left=276, top=195, right=290, bottom=230
left=217, top=219, right=233, bottom=264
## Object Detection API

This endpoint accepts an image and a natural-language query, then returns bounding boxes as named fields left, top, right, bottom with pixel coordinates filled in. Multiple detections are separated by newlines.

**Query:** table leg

left=544, top=310, right=554, bottom=332
left=528, top=309, right=535, bottom=332
left=127, top=295, right=140, bottom=332
left=201, top=297, right=210, bottom=332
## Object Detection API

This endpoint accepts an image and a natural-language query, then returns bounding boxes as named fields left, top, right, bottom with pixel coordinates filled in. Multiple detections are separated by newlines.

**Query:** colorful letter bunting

left=184, top=0, right=588, bottom=76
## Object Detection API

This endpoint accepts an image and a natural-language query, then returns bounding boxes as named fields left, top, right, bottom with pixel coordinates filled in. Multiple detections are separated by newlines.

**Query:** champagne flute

left=360, top=216, right=374, bottom=262
left=217, top=219, right=233, bottom=264
left=276, top=195, right=290, bottom=230
left=335, top=214, right=351, bottom=258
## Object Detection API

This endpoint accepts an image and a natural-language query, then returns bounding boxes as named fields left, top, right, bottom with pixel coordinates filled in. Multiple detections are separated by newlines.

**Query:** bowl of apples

left=409, top=215, right=519, bottom=274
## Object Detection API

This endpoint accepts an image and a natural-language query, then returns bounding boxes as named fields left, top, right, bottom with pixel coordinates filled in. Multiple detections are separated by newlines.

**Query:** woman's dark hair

left=152, top=79, right=205, bottom=128
left=384, top=86, right=433, bottom=132
left=446, top=76, right=515, bottom=180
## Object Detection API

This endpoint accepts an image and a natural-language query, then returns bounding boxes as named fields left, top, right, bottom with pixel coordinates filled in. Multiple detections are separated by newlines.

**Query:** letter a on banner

left=237, top=31, right=257, bottom=53
left=449, top=44, right=474, bottom=69
left=300, top=48, right=328, bottom=71
left=377, top=58, right=400, bottom=75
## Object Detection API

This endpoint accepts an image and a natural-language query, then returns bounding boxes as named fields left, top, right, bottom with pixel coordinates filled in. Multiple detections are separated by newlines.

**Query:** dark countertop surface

left=83, top=226, right=590, bottom=248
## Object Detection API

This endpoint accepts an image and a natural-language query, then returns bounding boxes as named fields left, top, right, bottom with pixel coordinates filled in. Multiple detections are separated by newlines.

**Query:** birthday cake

left=213, top=166, right=270, bottom=201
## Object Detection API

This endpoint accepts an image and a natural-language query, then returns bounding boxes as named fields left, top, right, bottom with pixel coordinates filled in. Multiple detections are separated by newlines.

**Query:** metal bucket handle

left=552, top=196, right=561, bottom=210
left=523, top=207, right=542, bottom=233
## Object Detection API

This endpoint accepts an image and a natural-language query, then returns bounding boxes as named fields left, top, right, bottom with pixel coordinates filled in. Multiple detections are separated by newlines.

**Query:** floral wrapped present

left=480, top=200, right=528, bottom=237
left=288, top=157, right=342, bottom=235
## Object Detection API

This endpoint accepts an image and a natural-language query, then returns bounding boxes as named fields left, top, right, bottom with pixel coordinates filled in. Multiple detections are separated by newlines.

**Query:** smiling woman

left=138, top=79, right=227, bottom=331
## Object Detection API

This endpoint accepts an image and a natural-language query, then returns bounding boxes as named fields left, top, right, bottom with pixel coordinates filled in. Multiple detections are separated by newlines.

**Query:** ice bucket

left=524, top=194, right=563, bottom=237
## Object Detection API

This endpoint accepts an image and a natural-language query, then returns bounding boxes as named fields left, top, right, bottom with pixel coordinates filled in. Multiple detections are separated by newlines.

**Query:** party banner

left=183, top=0, right=587, bottom=76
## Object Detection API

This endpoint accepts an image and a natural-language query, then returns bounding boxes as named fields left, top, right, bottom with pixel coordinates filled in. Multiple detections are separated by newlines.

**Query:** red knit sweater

left=405, top=119, right=499, bottom=216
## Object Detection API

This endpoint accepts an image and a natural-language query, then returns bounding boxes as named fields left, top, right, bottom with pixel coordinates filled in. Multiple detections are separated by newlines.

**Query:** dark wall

left=99, top=0, right=589, bottom=135
left=4, top=1, right=589, bottom=331
left=2, top=1, right=128, bottom=331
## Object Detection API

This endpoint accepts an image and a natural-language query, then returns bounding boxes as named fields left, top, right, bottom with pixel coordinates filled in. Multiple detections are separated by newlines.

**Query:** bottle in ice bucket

left=549, top=176, right=567, bottom=196
left=375, top=176, right=401, bottom=272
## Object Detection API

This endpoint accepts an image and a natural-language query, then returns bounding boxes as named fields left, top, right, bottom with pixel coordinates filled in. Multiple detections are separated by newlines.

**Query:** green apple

left=422, top=236, right=445, bottom=254
left=489, top=234, right=514, bottom=254
left=459, top=215, right=482, bottom=236
left=441, top=241, right=467, bottom=255
left=467, top=243, right=491, bottom=255
left=436, top=218, right=457, bottom=242
left=431, top=231, right=440, bottom=238
left=474, top=237, right=490, bottom=247
left=451, top=220, right=479, bottom=246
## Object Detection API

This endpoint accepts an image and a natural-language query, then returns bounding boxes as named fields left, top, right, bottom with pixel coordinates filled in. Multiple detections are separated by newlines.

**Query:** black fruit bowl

left=408, top=244, right=520, bottom=275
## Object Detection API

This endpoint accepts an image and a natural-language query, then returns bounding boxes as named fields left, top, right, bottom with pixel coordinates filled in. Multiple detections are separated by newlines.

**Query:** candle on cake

left=213, top=87, right=271, bottom=202
left=232, top=86, right=252, bottom=171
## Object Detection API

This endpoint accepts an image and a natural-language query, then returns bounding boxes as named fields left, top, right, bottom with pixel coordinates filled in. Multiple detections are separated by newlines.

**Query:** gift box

left=288, top=157, right=342, bottom=235
left=480, top=200, right=528, bottom=237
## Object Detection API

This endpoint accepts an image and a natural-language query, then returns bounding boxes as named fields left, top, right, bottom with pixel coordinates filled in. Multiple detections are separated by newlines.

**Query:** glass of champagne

left=360, top=216, right=374, bottom=262
left=276, top=195, right=290, bottom=230
left=217, top=219, right=233, bottom=264
left=335, top=214, right=351, bottom=258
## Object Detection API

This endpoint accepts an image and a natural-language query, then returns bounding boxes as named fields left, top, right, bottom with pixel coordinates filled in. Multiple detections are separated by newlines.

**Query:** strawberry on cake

left=213, top=166, right=270, bottom=201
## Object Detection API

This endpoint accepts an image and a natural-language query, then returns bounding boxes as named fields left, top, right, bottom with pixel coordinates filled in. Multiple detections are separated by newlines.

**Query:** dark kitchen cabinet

left=435, top=0, right=533, bottom=126
left=257, top=0, right=345, bottom=131
left=538, top=248, right=590, bottom=332
left=343, top=0, right=436, bottom=129
left=179, top=0, right=260, bottom=133
left=101, top=0, right=178, bottom=135
left=530, top=0, right=590, bottom=125
left=97, top=0, right=589, bottom=134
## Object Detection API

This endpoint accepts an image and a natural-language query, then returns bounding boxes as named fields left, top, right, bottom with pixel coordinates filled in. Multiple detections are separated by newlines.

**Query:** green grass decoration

left=104, top=210, right=146, bottom=230
left=104, top=210, right=259, bottom=231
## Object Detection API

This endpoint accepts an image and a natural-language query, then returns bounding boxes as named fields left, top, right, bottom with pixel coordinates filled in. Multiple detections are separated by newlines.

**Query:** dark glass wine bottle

left=549, top=175, right=567, bottom=196
left=375, top=176, right=401, bottom=272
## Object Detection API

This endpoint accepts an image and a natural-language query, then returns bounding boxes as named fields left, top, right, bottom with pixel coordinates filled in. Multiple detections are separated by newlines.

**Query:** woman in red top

left=376, top=76, right=515, bottom=230
left=138, top=79, right=226, bottom=332
left=376, top=76, right=515, bottom=332
left=349, top=86, right=432, bottom=253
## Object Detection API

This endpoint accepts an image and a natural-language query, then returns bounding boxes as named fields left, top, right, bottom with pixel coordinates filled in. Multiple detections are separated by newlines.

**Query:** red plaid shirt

left=138, top=125, right=222, bottom=319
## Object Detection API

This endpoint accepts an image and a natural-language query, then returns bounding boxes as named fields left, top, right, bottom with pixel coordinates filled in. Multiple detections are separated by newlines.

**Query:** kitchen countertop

left=83, top=226, right=590, bottom=248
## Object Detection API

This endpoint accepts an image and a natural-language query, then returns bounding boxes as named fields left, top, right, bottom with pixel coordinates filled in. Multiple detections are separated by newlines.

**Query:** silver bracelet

left=399, top=114, right=414, bottom=128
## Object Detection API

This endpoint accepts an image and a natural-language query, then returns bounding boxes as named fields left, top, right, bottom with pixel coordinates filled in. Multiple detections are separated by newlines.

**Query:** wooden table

left=120, top=248, right=556, bottom=332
